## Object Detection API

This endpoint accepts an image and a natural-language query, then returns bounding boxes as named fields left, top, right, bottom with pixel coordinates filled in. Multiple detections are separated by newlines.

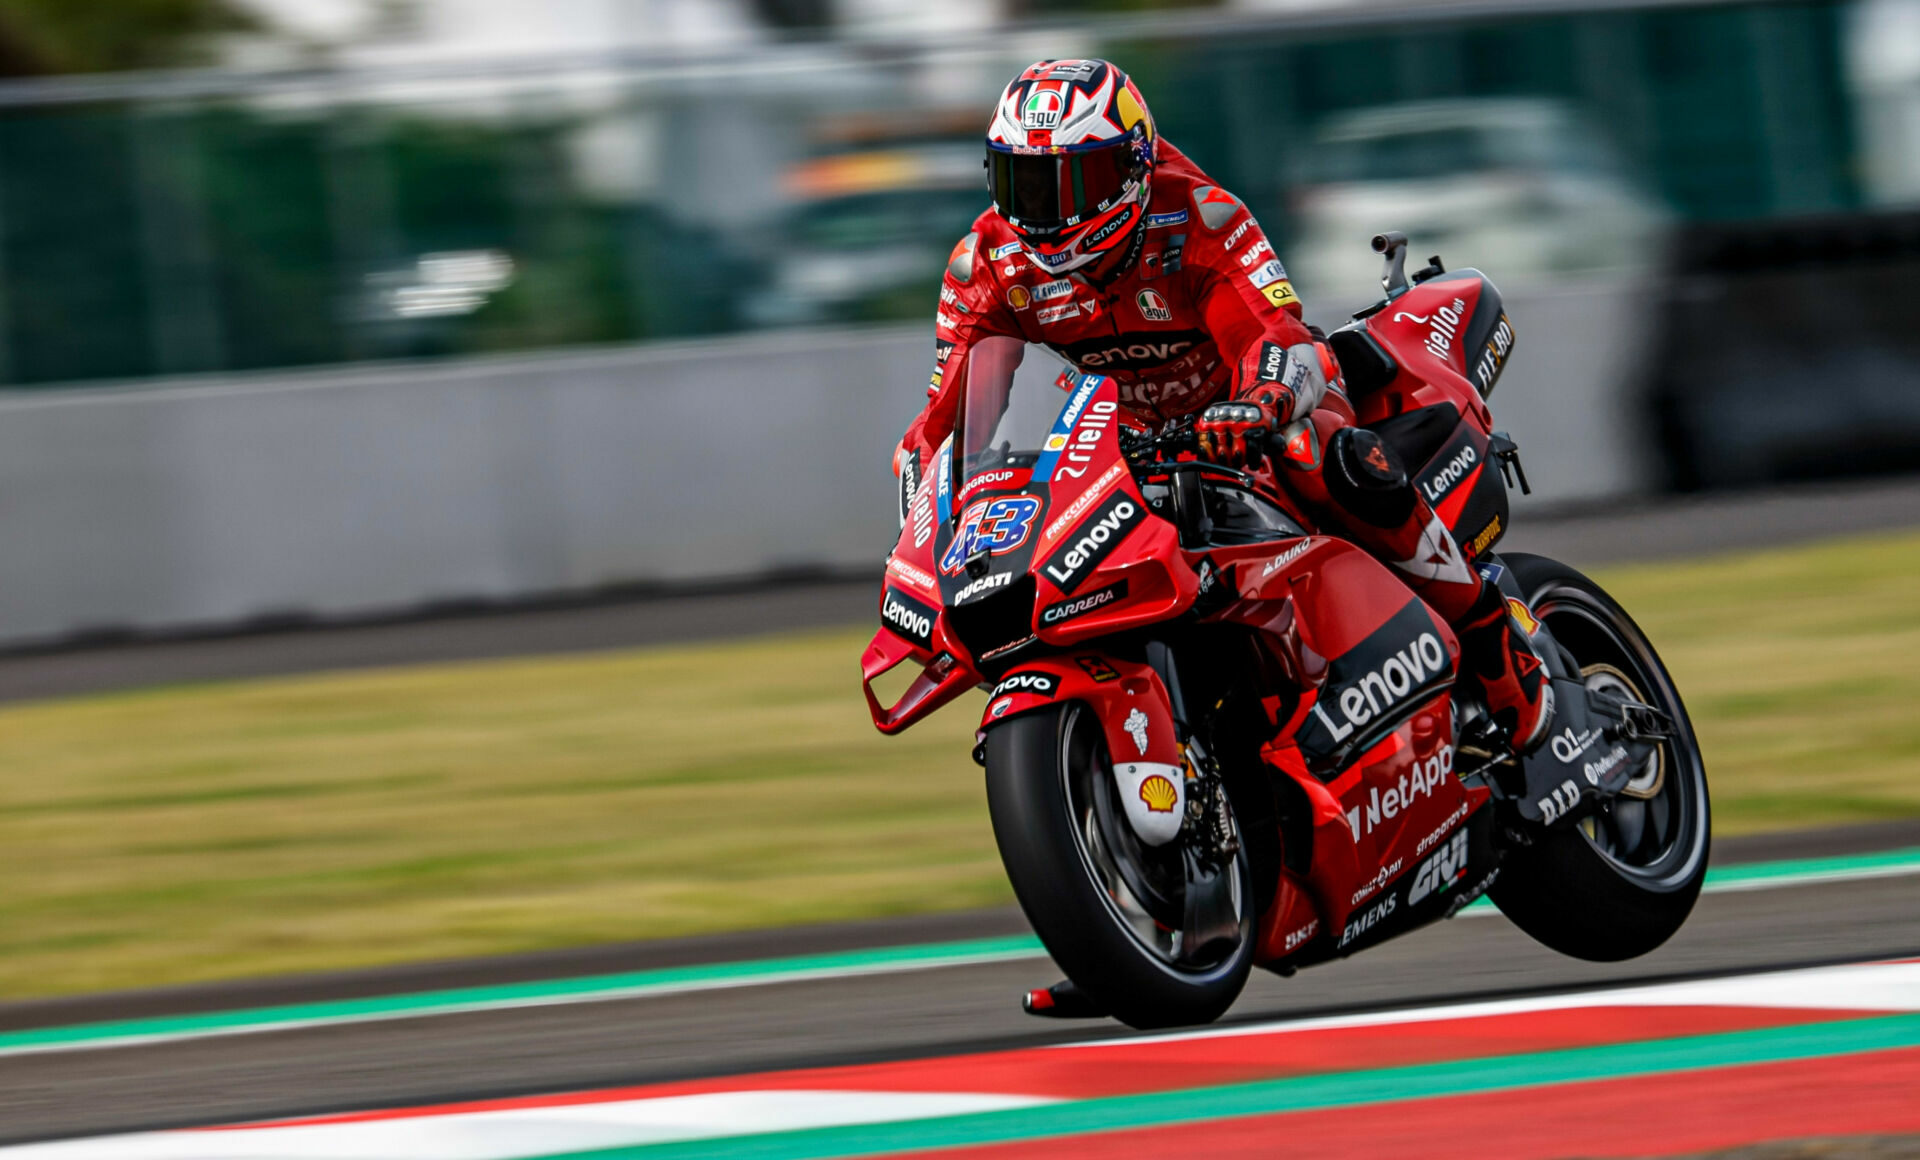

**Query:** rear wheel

left=984, top=702, right=1256, bottom=1029
left=1488, top=553, right=1711, bottom=961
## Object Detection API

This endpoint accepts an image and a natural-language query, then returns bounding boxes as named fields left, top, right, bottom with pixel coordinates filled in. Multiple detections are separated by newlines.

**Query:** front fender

left=980, top=653, right=1187, bottom=845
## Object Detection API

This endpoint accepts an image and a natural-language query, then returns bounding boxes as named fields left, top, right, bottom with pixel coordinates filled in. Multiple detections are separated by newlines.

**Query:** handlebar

left=1119, top=415, right=1266, bottom=489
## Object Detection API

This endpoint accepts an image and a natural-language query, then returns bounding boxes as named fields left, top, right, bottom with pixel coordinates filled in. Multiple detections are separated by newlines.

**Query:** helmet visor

left=988, top=139, right=1140, bottom=237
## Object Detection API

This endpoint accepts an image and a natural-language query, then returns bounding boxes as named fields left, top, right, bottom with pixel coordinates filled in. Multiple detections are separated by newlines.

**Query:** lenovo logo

left=1311, top=632, right=1449, bottom=745
left=1041, top=493, right=1144, bottom=594
left=880, top=588, right=936, bottom=648
left=1421, top=444, right=1477, bottom=504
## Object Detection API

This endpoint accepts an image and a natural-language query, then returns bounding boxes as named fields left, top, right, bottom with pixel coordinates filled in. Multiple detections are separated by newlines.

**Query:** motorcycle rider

left=895, top=59, right=1550, bottom=755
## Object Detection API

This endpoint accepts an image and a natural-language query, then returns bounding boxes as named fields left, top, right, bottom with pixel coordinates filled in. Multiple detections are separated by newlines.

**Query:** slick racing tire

left=1489, top=553, right=1711, bottom=962
left=985, top=703, right=1257, bottom=1029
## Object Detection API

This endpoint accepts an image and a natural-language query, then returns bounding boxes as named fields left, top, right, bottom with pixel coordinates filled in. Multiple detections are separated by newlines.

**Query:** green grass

left=1, top=529, right=1918, bottom=999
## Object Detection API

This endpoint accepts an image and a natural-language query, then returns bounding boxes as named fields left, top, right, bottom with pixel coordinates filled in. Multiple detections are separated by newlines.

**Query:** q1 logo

left=940, top=495, right=1041, bottom=574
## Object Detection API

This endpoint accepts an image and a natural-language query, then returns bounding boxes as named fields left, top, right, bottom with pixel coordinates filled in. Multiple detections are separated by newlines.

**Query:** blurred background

left=0, top=0, right=1917, bottom=644
left=1, top=4, right=1920, bottom=1151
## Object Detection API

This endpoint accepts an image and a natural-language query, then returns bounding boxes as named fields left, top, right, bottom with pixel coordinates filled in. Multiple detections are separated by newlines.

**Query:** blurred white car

left=745, top=142, right=987, bottom=327
left=1284, top=99, right=1667, bottom=316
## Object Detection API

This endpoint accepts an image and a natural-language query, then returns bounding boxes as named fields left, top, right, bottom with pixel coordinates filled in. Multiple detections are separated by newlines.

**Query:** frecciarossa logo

left=879, top=587, right=937, bottom=649
left=1040, top=491, right=1145, bottom=594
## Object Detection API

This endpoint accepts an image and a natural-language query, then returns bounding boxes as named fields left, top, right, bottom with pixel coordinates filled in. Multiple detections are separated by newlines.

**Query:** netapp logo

left=1041, top=493, right=1144, bottom=594
left=1042, top=580, right=1128, bottom=625
left=1345, top=745, right=1454, bottom=840
left=990, top=671, right=1058, bottom=699
left=880, top=588, right=936, bottom=648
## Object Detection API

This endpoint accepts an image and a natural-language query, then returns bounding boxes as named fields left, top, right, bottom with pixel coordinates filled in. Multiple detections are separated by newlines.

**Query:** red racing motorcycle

left=862, top=233, right=1709, bottom=1029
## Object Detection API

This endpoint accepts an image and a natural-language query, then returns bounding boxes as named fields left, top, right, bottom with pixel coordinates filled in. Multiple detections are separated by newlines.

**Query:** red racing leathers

left=898, top=140, right=1549, bottom=748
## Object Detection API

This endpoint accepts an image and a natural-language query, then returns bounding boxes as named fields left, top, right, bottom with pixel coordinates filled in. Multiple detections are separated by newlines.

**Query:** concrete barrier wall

left=0, top=279, right=1651, bottom=648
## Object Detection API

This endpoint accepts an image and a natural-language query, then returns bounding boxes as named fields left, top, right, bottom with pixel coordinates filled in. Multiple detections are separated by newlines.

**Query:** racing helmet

left=986, top=59, right=1156, bottom=277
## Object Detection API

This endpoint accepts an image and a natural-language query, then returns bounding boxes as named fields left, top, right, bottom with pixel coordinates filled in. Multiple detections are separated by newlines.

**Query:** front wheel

left=1488, top=553, right=1712, bottom=961
left=984, top=703, right=1256, bottom=1029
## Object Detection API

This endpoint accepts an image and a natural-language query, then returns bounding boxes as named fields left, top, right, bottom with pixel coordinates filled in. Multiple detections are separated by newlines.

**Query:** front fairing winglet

left=861, top=628, right=978, bottom=735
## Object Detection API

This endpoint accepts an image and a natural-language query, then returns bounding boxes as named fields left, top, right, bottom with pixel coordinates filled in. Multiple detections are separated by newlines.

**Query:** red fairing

left=978, top=653, right=1183, bottom=773
left=865, top=453, right=982, bottom=735
left=1355, top=277, right=1496, bottom=433
left=1031, top=379, right=1195, bottom=644
left=1195, top=535, right=1485, bottom=955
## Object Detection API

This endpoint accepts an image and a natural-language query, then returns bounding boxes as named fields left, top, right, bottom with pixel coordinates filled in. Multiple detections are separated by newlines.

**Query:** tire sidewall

left=1488, top=553, right=1712, bottom=961
left=984, top=703, right=1255, bottom=1029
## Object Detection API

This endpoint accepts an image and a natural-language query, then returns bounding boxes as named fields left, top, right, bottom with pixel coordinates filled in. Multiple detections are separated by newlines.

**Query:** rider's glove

left=1198, top=342, right=1331, bottom=466
left=1196, top=383, right=1290, bottom=466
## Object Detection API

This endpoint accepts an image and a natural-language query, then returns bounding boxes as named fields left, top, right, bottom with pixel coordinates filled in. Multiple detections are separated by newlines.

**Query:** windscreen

left=951, top=335, right=1064, bottom=504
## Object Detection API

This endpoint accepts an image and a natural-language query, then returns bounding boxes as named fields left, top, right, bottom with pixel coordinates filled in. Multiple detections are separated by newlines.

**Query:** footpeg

left=1023, top=980, right=1107, bottom=1019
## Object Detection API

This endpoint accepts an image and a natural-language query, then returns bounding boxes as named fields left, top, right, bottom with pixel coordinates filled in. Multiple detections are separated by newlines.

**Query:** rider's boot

left=1318, top=426, right=1552, bottom=753
left=1450, top=580, right=1553, bottom=754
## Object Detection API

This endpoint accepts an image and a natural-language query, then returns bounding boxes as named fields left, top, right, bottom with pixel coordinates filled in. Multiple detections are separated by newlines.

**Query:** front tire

left=985, top=703, right=1255, bottom=1029
left=1488, top=553, right=1712, bottom=961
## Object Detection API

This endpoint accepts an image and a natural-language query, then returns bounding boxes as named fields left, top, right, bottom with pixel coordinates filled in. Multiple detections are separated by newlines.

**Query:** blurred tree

left=0, top=0, right=259, bottom=77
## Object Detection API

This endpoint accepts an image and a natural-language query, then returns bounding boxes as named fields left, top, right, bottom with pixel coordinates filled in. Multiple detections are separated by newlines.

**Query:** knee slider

left=1326, top=427, right=1417, bottom=528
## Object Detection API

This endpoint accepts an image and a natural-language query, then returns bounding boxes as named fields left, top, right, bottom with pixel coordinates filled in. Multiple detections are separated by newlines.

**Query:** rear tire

left=985, top=703, right=1255, bottom=1029
left=1488, top=553, right=1711, bottom=961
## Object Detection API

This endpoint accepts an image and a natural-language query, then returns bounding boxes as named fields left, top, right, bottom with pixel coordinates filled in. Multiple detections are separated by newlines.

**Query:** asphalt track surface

left=2, top=477, right=1917, bottom=1150
left=4, top=820, right=1920, bottom=1146
left=1, top=474, right=1917, bottom=705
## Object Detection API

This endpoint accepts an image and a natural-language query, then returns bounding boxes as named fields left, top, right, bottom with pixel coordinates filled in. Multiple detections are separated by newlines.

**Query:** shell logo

left=1139, top=775, right=1178, bottom=813
left=1008, top=285, right=1031, bottom=310
left=1507, top=597, right=1542, bottom=637
left=1045, top=433, right=1069, bottom=451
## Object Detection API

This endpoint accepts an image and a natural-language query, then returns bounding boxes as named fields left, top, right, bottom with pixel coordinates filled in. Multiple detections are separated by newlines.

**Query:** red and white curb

left=8, top=959, right=1920, bottom=1160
